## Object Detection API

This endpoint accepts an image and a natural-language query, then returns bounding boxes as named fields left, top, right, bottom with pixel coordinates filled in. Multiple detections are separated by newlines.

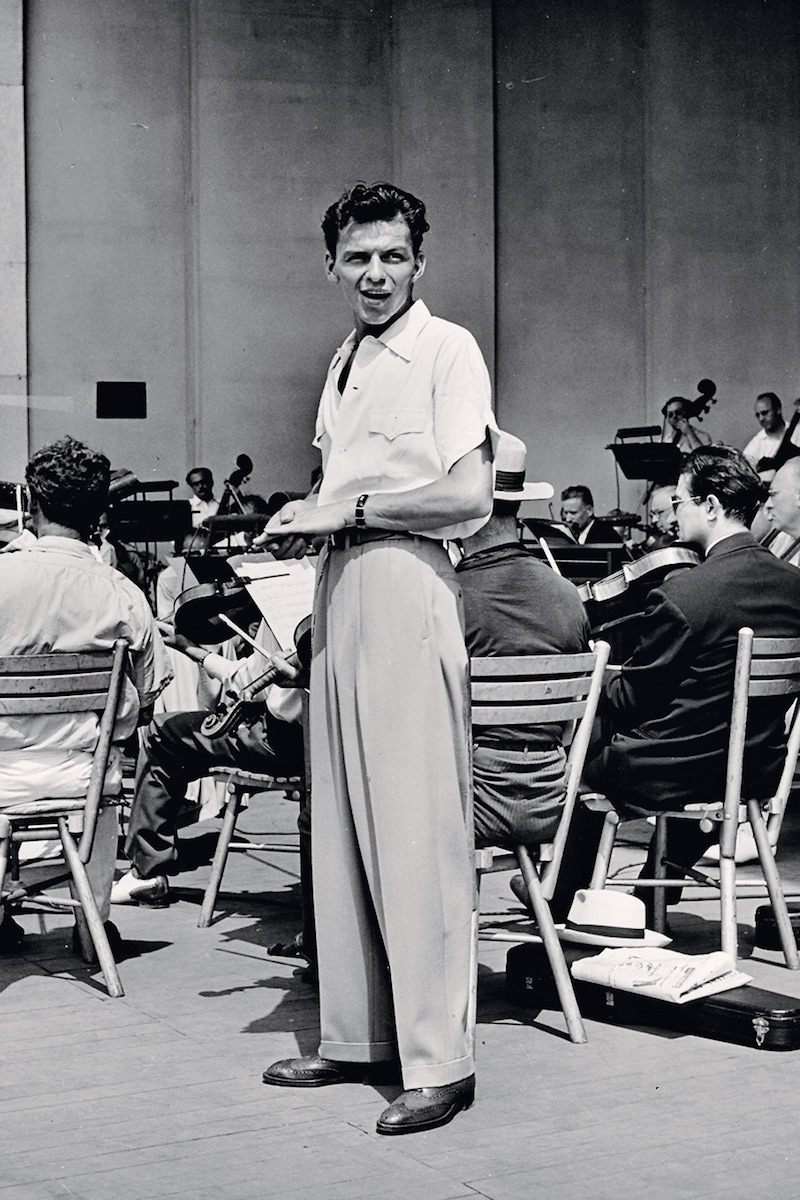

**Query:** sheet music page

left=228, top=552, right=317, bottom=650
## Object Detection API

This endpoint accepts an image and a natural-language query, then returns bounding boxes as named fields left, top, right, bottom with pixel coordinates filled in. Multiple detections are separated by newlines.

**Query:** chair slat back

left=0, top=655, right=115, bottom=715
left=724, top=629, right=800, bottom=856
left=0, top=642, right=129, bottom=860
left=470, top=641, right=611, bottom=898
left=471, top=654, right=598, bottom=726
left=748, top=637, right=800, bottom=697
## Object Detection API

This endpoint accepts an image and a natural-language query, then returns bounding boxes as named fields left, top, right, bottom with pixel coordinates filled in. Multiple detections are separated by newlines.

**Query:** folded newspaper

left=571, top=948, right=752, bottom=1003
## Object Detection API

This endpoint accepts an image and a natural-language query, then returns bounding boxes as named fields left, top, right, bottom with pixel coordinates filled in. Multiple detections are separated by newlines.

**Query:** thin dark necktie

left=337, top=342, right=358, bottom=394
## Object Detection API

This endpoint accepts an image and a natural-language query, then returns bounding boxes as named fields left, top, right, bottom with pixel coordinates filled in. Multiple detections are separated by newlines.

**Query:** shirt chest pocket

left=368, top=408, right=429, bottom=441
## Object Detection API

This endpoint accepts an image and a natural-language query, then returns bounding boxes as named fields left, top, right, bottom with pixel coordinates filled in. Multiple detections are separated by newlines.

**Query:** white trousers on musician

left=311, top=536, right=477, bottom=1090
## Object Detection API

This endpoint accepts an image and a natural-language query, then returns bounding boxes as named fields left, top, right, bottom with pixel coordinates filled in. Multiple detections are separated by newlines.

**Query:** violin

left=174, top=579, right=261, bottom=645
left=577, top=545, right=700, bottom=605
left=201, top=615, right=313, bottom=738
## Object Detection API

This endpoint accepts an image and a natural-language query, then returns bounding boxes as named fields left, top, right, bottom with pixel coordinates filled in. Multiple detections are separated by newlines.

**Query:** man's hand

left=156, top=620, right=201, bottom=657
left=267, top=649, right=309, bottom=690
left=252, top=500, right=314, bottom=558
left=263, top=498, right=352, bottom=539
left=235, top=711, right=271, bottom=754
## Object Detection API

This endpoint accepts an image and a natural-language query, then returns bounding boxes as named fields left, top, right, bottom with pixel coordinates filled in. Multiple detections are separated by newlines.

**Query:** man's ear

left=412, top=253, right=426, bottom=283
left=325, top=252, right=338, bottom=283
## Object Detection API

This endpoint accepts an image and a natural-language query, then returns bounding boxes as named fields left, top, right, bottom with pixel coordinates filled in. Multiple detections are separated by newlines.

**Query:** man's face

left=672, top=473, right=706, bottom=546
left=560, top=497, right=592, bottom=535
left=649, top=491, right=678, bottom=536
left=765, top=466, right=800, bottom=536
left=188, top=471, right=213, bottom=501
left=755, top=397, right=782, bottom=434
left=665, top=401, right=686, bottom=429
left=326, top=217, right=425, bottom=334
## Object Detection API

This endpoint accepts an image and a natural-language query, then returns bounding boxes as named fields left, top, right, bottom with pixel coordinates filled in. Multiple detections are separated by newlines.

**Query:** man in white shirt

left=0, top=436, right=171, bottom=954
left=260, top=181, right=495, bottom=1135
left=186, top=467, right=219, bottom=527
left=742, top=392, right=800, bottom=476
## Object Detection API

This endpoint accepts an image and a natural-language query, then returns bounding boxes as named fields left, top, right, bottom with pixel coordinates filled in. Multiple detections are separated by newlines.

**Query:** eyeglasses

left=670, top=495, right=703, bottom=512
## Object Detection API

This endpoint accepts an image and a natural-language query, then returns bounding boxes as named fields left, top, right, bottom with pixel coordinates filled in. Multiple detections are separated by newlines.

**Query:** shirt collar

left=29, top=535, right=96, bottom=558
left=704, top=529, right=756, bottom=558
left=335, top=299, right=432, bottom=366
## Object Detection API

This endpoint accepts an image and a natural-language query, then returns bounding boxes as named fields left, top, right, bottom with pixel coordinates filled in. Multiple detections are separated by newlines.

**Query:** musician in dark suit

left=559, top=485, right=622, bottom=544
left=587, top=446, right=800, bottom=894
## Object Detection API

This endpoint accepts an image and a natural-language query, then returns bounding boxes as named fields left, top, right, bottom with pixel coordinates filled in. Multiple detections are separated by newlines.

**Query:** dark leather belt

left=328, top=529, right=415, bottom=551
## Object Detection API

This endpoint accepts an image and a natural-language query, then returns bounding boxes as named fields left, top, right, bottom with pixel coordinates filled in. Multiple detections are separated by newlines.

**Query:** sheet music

left=228, top=552, right=316, bottom=650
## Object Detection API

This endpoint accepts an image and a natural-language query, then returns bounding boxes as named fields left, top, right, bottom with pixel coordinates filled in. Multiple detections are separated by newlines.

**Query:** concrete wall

left=496, top=0, right=800, bottom=515
left=19, top=0, right=800, bottom=516
left=0, top=0, right=27, bottom=480
left=23, top=0, right=494, bottom=505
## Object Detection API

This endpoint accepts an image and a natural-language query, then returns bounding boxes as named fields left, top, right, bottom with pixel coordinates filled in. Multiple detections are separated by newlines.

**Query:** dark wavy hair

left=682, top=445, right=764, bottom=526
left=561, top=485, right=594, bottom=507
left=322, top=182, right=430, bottom=257
left=26, top=436, right=111, bottom=536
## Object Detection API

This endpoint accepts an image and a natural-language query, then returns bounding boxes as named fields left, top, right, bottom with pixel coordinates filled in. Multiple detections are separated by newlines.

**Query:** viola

left=201, top=615, right=313, bottom=738
left=174, top=580, right=261, bottom=645
left=577, top=545, right=700, bottom=605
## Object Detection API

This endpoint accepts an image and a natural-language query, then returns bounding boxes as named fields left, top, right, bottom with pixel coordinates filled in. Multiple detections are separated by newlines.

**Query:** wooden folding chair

left=198, top=692, right=310, bottom=928
left=0, top=640, right=129, bottom=997
left=594, top=627, right=800, bottom=969
left=197, top=767, right=306, bottom=928
left=473, top=640, right=612, bottom=1044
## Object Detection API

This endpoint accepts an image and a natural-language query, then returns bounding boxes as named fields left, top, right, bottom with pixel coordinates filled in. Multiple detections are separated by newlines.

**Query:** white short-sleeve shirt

left=314, top=300, right=496, bottom=541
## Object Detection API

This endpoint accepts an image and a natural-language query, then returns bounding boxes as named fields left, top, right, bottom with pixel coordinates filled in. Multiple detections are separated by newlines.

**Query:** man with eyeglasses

left=637, top=484, right=680, bottom=553
left=586, top=446, right=800, bottom=908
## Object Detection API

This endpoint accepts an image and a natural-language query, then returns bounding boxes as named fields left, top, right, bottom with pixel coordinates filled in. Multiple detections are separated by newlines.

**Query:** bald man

left=647, top=486, right=679, bottom=549
left=764, top=458, right=800, bottom=567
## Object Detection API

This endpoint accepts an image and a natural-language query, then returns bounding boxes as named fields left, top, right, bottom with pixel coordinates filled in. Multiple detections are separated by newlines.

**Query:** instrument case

left=753, top=901, right=800, bottom=951
left=506, top=943, right=800, bottom=1051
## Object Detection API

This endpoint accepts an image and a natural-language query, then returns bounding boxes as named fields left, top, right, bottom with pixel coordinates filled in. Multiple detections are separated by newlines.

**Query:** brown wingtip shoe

left=376, top=1074, right=475, bottom=1135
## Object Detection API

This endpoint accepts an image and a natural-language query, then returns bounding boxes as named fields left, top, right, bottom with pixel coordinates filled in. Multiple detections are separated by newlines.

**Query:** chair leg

left=516, top=844, right=587, bottom=1045
left=198, top=786, right=243, bottom=928
left=0, top=815, right=10, bottom=900
left=748, top=799, right=800, bottom=970
left=652, top=816, right=668, bottom=934
left=58, top=818, right=124, bottom=998
left=589, top=810, right=620, bottom=889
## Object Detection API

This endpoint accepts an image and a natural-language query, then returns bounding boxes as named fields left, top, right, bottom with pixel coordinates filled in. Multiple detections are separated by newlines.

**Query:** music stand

left=607, top=442, right=682, bottom=485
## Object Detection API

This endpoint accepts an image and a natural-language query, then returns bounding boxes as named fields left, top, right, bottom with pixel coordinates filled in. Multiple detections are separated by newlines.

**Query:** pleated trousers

left=311, top=536, right=477, bottom=1089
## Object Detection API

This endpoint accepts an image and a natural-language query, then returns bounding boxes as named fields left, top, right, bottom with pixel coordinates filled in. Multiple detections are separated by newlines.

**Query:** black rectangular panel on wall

left=96, top=381, right=147, bottom=419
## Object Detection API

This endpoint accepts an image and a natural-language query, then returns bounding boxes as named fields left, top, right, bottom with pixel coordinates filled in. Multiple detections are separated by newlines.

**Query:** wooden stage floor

left=3, top=792, right=800, bottom=1200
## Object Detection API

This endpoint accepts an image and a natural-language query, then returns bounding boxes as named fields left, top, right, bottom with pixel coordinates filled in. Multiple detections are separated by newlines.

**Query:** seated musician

left=457, top=432, right=606, bottom=919
left=644, top=485, right=679, bottom=550
left=660, top=396, right=712, bottom=456
left=763, top=458, right=800, bottom=567
left=186, top=466, right=219, bottom=528
left=559, top=485, right=622, bottom=544
left=111, top=622, right=306, bottom=910
left=743, top=392, right=800, bottom=477
left=0, top=437, right=171, bottom=954
left=585, top=446, right=800, bottom=914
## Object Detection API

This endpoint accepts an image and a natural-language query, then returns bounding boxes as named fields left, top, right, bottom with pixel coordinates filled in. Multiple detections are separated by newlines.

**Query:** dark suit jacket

left=595, top=532, right=800, bottom=811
